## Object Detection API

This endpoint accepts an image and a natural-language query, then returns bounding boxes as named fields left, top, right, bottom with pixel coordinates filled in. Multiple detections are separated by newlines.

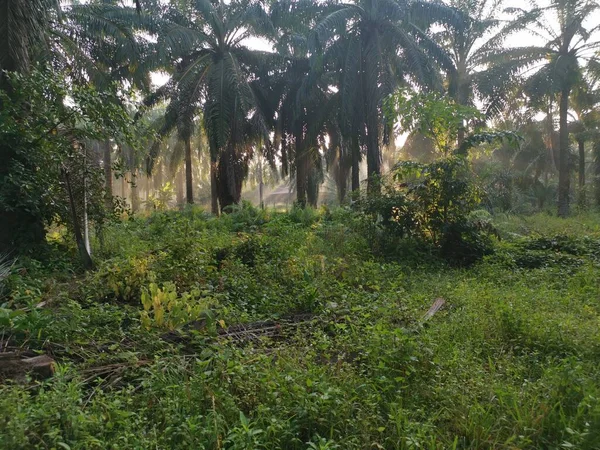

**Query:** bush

left=357, top=157, right=497, bottom=265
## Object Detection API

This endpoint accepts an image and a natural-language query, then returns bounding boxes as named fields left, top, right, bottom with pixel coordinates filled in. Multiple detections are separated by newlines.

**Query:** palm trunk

left=103, top=139, right=112, bottom=211
left=211, top=160, right=219, bottom=215
left=176, top=166, right=184, bottom=206
left=351, top=136, right=360, bottom=195
left=216, top=145, right=242, bottom=212
left=558, top=87, right=571, bottom=217
left=363, top=43, right=381, bottom=197
left=365, top=116, right=380, bottom=196
left=578, top=138, right=586, bottom=206
left=295, top=127, right=307, bottom=208
left=185, top=136, right=194, bottom=204
left=154, top=161, right=163, bottom=194
left=258, top=156, right=264, bottom=209
left=578, top=139, right=585, bottom=188
left=143, top=174, right=149, bottom=203
left=131, top=170, right=139, bottom=213
left=62, top=167, right=94, bottom=271
left=594, top=140, right=600, bottom=207
left=307, top=162, right=319, bottom=208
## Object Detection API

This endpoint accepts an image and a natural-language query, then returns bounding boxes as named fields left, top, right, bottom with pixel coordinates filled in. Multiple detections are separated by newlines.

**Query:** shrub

left=357, top=157, right=496, bottom=265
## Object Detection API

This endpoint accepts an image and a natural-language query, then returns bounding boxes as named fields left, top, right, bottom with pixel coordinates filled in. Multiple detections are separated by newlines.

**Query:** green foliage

left=385, top=90, right=483, bottom=155
left=1, top=211, right=600, bottom=448
left=140, top=282, right=213, bottom=331
left=456, top=130, right=523, bottom=155
left=144, top=182, right=175, bottom=211
left=357, top=157, right=495, bottom=265
left=0, top=67, right=139, bottom=252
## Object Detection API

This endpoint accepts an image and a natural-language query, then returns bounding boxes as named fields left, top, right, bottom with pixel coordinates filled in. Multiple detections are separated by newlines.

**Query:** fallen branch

left=423, top=298, right=446, bottom=322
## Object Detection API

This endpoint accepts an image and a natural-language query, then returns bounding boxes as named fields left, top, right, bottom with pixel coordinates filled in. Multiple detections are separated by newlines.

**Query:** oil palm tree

left=269, top=0, right=336, bottom=206
left=314, top=0, right=460, bottom=194
left=0, top=0, right=60, bottom=78
left=504, top=0, right=600, bottom=216
left=569, top=78, right=600, bottom=203
left=146, top=0, right=275, bottom=213
left=433, top=0, right=530, bottom=144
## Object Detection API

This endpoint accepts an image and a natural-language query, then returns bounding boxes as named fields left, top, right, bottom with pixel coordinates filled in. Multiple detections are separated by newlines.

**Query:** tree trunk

left=62, top=167, right=94, bottom=271
left=258, top=156, right=264, bottom=209
left=143, top=174, right=149, bottom=203
left=216, top=146, right=243, bottom=212
left=457, top=127, right=465, bottom=148
left=176, top=167, right=184, bottom=206
left=154, top=161, right=163, bottom=197
left=307, top=163, right=319, bottom=208
left=365, top=117, right=380, bottom=196
left=83, top=151, right=91, bottom=256
left=295, top=127, right=307, bottom=208
left=351, top=136, right=360, bottom=195
left=336, top=152, right=349, bottom=204
left=594, top=140, right=600, bottom=207
left=131, top=170, right=139, bottom=213
left=558, top=88, right=571, bottom=217
left=103, top=139, right=113, bottom=211
left=578, top=139, right=585, bottom=188
left=185, top=137, right=194, bottom=204
left=211, top=160, right=219, bottom=215
left=578, top=138, right=586, bottom=206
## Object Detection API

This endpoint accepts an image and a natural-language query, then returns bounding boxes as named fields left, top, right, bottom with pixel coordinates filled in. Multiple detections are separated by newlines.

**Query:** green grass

left=1, top=209, right=600, bottom=449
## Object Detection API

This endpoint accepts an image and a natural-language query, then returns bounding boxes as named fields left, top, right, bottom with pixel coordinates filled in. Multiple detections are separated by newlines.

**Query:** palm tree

left=55, top=1, right=159, bottom=211
left=145, top=0, right=275, bottom=213
left=570, top=80, right=599, bottom=204
left=268, top=0, right=338, bottom=207
left=0, top=0, right=59, bottom=78
left=506, top=0, right=600, bottom=216
left=433, top=0, right=528, bottom=144
left=314, top=0, right=460, bottom=195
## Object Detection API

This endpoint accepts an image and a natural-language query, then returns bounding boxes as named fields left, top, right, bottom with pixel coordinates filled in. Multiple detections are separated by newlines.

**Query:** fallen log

left=0, top=353, right=56, bottom=381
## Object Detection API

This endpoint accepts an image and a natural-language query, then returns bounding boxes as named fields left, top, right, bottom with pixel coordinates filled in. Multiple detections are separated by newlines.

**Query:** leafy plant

left=140, top=282, right=212, bottom=331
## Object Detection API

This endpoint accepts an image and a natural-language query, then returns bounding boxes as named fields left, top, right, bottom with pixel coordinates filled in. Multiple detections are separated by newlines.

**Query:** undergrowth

left=1, top=207, right=600, bottom=449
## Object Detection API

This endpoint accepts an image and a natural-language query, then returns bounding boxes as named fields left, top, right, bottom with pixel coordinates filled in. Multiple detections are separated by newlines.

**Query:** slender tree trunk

left=578, top=138, right=586, bottom=206
left=185, top=137, right=194, bottom=204
left=295, top=127, right=307, bottom=208
left=83, top=151, right=91, bottom=256
left=363, top=41, right=381, bottom=196
left=103, top=139, right=112, bottom=211
left=155, top=161, right=163, bottom=193
left=143, top=174, right=149, bottom=203
left=546, top=103, right=559, bottom=172
left=176, top=166, right=184, bottom=206
left=258, top=156, right=264, bottom=209
left=131, top=169, right=139, bottom=213
left=365, top=117, right=380, bottom=196
left=211, top=160, right=219, bottom=215
left=351, top=136, right=360, bottom=195
left=558, top=88, right=571, bottom=217
left=594, top=140, right=600, bottom=207
left=62, top=167, right=94, bottom=271
left=578, top=139, right=585, bottom=188
left=337, top=155, right=349, bottom=204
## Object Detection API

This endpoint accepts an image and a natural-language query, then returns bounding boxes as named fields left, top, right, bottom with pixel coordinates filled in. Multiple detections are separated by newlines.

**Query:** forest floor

left=1, top=207, right=600, bottom=449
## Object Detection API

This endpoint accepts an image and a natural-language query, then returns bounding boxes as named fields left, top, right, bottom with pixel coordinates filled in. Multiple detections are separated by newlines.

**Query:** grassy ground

left=1, top=207, right=600, bottom=449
